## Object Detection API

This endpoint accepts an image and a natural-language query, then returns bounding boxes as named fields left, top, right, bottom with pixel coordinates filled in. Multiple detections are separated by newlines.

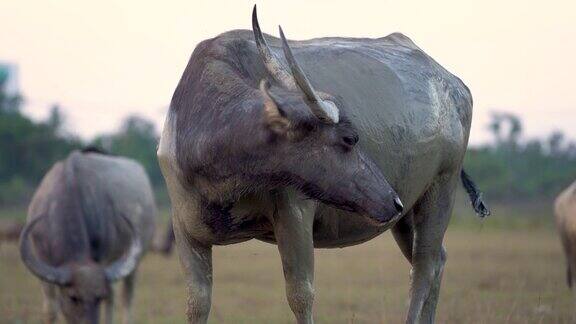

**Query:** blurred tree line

left=465, top=113, right=576, bottom=202
left=0, top=73, right=164, bottom=207
left=1, top=71, right=576, bottom=207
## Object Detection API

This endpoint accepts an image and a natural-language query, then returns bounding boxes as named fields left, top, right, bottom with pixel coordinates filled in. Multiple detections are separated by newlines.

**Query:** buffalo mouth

left=362, top=209, right=404, bottom=227
left=364, top=196, right=404, bottom=226
left=331, top=197, right=405, bottom=227
left=303, top=189, right=405, bottom=227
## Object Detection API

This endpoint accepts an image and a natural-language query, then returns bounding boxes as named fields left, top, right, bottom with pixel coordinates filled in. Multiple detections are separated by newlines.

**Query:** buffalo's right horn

left=20, top=217, right=72, bottom=285
left=104, top=213, right=142, bottom=282
left=278, top=26, right=340, bottom=124
left=252, top=5, right=340, bottom=124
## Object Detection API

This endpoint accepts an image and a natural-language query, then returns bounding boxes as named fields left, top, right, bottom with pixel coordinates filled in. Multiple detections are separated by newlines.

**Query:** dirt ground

left=0, top=219, right=573, bottom=323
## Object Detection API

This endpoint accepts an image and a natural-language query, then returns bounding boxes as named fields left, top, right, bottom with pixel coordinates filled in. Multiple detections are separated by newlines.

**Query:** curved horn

left=252, top=6, right=339, bottom=123
left=104, top=214, right=142, bottom=282
left=252, top=5, right=296, bottom=88
left=278, top=26, right=319, bottom=103
left=278, top=26, right=339, bottom=123
left=19, top=217, right=72, bottom=285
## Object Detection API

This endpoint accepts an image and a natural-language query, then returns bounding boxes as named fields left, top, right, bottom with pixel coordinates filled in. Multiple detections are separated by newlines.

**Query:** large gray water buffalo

left=555, top=180, right=576, bottom=290
left=20, top=149, right=157, bottom=324
left=158, top=6, right=489, bottom=323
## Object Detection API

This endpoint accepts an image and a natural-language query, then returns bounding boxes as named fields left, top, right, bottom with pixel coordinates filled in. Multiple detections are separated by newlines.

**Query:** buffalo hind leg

left=41, top=283, right=58, bottom=324
left=406, top=173, right=457, bottom=324
left=272, top=189, right=316, bottom=324
left=173, top=218, right=213, bottom=324
left=122, top=271, right=136, bottom=324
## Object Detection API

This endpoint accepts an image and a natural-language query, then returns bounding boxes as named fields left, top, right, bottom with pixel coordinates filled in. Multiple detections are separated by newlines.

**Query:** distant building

left=0, top=62, right=19, bottom=96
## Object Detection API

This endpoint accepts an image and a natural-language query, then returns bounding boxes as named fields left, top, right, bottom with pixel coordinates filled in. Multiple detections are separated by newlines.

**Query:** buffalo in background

left=19, top=149, right=157, bottom=324
left=555, top=180, right=576, bottom=290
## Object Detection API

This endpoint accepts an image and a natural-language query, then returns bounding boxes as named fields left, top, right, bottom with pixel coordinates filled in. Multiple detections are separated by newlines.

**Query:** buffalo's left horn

left=252, top=5, right=296, bottom=89
left=104, top=213, right=142, bottom=281
left=20, top=217, right=72, bottom=285
left=278, top=26, right=339, bottom=124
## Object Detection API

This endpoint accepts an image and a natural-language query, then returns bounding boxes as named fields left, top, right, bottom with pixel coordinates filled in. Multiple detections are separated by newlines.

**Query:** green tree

left=0, top=70, right=22, bottom=113
left=466, top=112, right=576, bottom=201
left=47, top=104, right=64, bottom=132
left=0, top=79, right=81, bottom=206
left=92, top=115, right=163, bottom=187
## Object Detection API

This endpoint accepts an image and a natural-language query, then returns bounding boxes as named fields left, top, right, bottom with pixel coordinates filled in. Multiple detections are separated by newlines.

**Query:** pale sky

left=1, top=0, right=575, bottom=144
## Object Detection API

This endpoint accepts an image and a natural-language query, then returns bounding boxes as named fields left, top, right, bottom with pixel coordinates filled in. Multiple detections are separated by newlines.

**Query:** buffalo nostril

left=393, top=197, right=404, bottom=212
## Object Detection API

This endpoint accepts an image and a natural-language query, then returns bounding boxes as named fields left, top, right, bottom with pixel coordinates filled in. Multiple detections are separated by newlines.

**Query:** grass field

left=1, top=204, right=574, bottom=323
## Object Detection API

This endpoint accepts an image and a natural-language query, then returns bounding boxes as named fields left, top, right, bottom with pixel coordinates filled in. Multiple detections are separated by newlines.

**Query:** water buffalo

left=0, top=219, right=23, bottom=245
left=20, top=149, right=157, bottom=324
left=152, top=217, right=175, bottom=255
left=157, top=6, right=489, bottom=323
left=555, top=180, right=576, bottom=289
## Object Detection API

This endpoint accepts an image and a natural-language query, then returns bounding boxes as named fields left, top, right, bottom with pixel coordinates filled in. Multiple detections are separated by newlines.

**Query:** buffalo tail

left=460, top=169, right=490, bottom=217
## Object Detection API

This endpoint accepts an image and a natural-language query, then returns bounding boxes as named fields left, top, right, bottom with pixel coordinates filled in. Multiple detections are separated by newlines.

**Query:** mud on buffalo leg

left=406, top=173, right=457, bottom=324
left=173, top=218, right=213, bottom=324
left=122, top=271, right=137, bottom=324
left=271, top=189, right=316, bottom=324
left=41, top=283, right=58, bottom=324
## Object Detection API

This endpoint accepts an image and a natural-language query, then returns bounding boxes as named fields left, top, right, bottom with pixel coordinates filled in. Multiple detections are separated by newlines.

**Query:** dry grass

left=0, top=219, right=573, bottom=324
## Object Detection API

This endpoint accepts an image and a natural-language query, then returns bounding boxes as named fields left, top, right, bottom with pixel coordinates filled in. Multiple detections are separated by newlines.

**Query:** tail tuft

left=460, top=169, right=490, bottom=217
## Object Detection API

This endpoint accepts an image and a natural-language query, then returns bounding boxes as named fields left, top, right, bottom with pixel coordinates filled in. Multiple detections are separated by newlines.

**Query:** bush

left=0, top=176, right=33, bottom=207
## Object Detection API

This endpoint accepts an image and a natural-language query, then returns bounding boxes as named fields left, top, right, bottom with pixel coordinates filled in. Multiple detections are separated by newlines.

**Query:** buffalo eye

left=69, top=295, right=81, bottom=304
left=341, top=134, right=359, bottom=149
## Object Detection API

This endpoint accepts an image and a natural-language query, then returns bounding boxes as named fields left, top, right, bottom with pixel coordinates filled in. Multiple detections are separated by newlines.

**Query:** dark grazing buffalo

left=152, top=217, right=175, bottom=255
left=158, top=6, right=489, bottom=324
left=555, top=180, right=576, bottom=290
left=0, top=219, right=24, bottom=245
left=20, top=149, right=157, bottom=324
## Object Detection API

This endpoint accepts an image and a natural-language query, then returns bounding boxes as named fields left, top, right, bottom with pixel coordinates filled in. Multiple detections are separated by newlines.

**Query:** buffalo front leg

left=121, top=271, right=136, bottom=324
left=41, top=283, right=58, bottom=324
left=104, top=289, right=114, bottom=324
left=392, top=211, right=415, bottom=264
left=271, top=190, right=316, bottom=324
left=173, top=218, right=213, bottom=324
left=406, top=174, right=457, bottom=324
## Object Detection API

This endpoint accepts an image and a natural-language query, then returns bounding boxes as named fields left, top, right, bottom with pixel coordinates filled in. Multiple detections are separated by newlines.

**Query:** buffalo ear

left=259, top=80, right=291, bottom=135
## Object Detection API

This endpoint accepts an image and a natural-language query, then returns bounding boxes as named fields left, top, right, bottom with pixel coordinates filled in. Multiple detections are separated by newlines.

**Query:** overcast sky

left=1, top=0, right=575, bottom=144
